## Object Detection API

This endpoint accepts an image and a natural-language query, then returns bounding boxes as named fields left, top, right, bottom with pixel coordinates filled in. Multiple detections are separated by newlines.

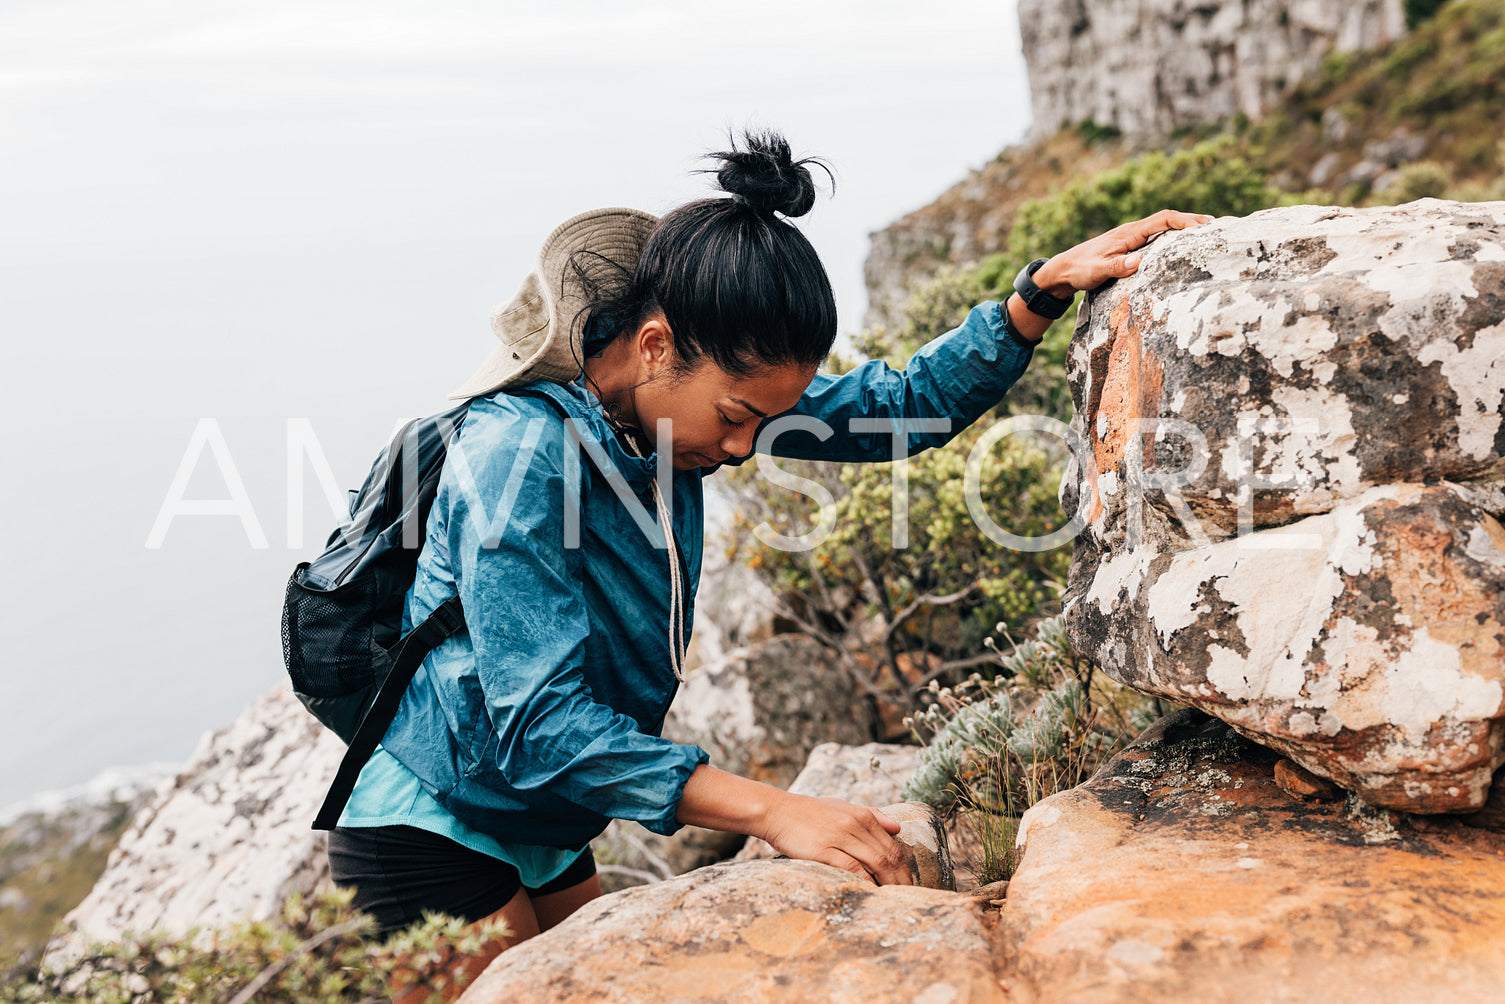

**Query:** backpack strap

left=311, top=387, right=577, bottom=831
left=312, top=596, right=465, bottom=830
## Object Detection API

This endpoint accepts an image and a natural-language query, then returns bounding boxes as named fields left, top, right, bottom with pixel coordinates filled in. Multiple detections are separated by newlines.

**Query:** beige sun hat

left=448, top=207, right=660, bottom=400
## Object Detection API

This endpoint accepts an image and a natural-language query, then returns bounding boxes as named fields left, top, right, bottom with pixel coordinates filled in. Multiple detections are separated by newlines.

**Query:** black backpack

left=280, top=390, right=567, bottom=830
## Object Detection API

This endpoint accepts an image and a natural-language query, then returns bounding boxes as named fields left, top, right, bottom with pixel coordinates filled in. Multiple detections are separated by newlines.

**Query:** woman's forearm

left=674, top=764, right=781, bottom=837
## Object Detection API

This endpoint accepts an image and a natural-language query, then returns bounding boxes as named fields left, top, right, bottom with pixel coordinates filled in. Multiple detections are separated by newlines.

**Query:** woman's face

left=635, top=355, right=816, bottom=470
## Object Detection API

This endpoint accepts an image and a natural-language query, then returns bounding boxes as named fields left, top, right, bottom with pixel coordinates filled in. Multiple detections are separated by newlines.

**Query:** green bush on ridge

left=0, top=886, right=505, bottom=1004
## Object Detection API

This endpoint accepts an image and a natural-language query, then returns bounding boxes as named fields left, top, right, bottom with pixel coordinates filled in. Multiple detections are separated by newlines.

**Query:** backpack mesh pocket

left=282, top=565, right=382, bottom=698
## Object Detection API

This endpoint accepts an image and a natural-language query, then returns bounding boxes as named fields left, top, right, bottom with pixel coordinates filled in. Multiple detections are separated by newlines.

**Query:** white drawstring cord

left=619, top=429, right=688, bottom=683
left=651, top=478, right=688, bottom=683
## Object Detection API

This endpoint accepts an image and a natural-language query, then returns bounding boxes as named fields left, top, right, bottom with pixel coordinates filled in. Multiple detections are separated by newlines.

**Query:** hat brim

left=449, top=207, right=659, bottom=400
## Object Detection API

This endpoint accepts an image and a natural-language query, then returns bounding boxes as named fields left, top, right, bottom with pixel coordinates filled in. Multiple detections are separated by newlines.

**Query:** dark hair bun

left=710, top=130, right=831, bottom=219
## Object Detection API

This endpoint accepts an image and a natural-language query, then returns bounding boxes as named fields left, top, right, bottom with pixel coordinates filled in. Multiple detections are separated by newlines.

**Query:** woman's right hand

left=675, top=764, right=913, bottom=885
left=754, top=790, right=913, bottom=886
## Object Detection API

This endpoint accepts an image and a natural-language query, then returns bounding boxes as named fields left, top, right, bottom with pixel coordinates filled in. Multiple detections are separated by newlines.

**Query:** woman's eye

left=719, top=412, right=746, bottom=428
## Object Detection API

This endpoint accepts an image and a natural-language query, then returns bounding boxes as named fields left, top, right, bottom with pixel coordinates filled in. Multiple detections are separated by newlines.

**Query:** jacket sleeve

left=750, top=300, right=1037, bottom=462
left=441, top=394, right=708, bottom=836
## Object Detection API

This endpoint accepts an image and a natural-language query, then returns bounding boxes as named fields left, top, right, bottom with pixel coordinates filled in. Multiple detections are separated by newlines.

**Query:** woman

left=327, top=130, right=1208, bottom=994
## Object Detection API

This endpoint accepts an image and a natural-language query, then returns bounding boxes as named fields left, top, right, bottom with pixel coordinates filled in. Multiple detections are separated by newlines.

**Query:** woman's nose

left=722, top=426, right=756, bottom=458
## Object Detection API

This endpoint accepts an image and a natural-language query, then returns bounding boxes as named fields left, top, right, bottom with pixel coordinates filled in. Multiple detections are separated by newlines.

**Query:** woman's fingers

left=1122, top=209, right=1214, bottom=247
left=827, top=847, right=893, bottom=885
left=837, top=803, right=912, bottom=886
left=763, top=794, right=913, bottom=886
left=805, top=798, right=911, bottom=885
left=1111, top=251, right=1143, bottom=277
left=1037, top=209, right=1217, bottom=293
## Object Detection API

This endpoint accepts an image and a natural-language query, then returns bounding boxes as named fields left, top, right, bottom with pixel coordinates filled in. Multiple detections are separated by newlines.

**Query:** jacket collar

left=509, top=378, right=664, bottom=489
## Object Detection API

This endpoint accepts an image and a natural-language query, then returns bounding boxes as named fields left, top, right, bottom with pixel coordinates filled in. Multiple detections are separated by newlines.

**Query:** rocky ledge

left=456, top=709, right=1505, bottom=1004
left=1003, top=709, right=1505, bottom=1003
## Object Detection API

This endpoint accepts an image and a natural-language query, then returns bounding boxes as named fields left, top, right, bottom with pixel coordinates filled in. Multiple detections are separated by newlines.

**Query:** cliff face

left=863, top=0, right=1408, bottom=331
left=47, top=687, right=344, bottom=961
left=1018, top=0, right=1405, bottom=140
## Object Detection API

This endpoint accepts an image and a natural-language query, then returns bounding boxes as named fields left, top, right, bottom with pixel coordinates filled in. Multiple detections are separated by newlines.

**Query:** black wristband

left=1013, top=258, right=1075, bottom=320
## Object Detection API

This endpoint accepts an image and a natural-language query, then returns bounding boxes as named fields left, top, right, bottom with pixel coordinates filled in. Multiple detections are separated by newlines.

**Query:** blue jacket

left=380, top=301, right=1037, bottom=850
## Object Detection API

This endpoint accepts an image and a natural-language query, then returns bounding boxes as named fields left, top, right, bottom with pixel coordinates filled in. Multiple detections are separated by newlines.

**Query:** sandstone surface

left=1001, top=709, right=1505, bottom=1003
left=871, top=801, right=956, bottom=892
left=1062, top=201, right=1505, bottom=813
left=459, top=858, right=1005, bottom=1004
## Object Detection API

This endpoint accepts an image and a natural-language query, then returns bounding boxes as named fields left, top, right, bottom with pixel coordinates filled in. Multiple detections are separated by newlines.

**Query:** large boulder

left=999, top=708, right=1505, bottom=1002
left=458, top=858, right=1006, bottom=1004
left=1063, top=200, right=1505, bottom=813
left=48, top=686, right=342, bottom=959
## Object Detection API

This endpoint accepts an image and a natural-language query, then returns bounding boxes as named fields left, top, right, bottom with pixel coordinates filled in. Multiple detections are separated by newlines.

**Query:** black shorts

left=327, top=825, right=597, bottom=935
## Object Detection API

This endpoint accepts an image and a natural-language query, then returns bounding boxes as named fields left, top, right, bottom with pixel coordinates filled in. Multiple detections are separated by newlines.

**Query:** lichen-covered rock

left=1062, top=200, right=1505, bottom=535
left=1000, top=709, right=1505, bottom=1003
left=1063, top=201, right=1505, bottom=814
left=457, top=859, right=1006, bottom=1004
left=1070, top=482, right=1505, bottom=812
left=1019, top=0, right=1405, bottom=139
left=47, top=686, right=342, bottom=960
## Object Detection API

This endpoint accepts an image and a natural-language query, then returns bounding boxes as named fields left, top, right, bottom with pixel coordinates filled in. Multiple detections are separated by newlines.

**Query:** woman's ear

left=636, top=315, right=675, bottom=376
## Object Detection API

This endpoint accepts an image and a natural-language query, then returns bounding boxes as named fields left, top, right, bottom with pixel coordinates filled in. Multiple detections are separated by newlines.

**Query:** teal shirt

left=339, top=746, right=586, bottom=887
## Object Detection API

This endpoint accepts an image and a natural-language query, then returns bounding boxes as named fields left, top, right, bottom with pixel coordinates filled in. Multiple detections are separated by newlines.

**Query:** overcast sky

left=0, top=0, right=1032, bottom=810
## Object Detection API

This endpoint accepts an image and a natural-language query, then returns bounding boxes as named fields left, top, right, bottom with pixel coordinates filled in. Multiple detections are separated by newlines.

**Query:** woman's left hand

left=1032, top=209, right=1214, bottom=296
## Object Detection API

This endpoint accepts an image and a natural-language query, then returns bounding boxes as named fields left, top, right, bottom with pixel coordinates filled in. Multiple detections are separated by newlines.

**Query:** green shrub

left=723, top=408, right=1073, bottom=706
left=0, top=886, right=506, bottom=1004
left=1377, top=161, right=1452, bottom=203
left=900, top=617, right=1157, bottom=883
left=1405, top=0, right=1451, bottom=29
left=1008, top=137, right=1275, bottom=258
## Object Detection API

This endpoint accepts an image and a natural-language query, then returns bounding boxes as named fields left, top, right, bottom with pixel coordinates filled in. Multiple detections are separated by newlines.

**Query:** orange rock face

left=1002, top=710, right=1505, bottom=1002
left=1272, top=757, right=1341, bottom=801
left=457, top=859, right=1007, bottom=1004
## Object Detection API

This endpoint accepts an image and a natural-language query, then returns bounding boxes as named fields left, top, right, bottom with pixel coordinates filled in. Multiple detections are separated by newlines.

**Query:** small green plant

left=1007, top=136, right=1275, bottom=258
left=1405, top=0, right=1450, bottom=29
left=901, top=617, right=1157, bottom=884
left=0, top=886, right=507, bottom=1004
left=1376, top=160, right=1452, bottom=203
left=1074, top=119, right=1123, bottom=146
